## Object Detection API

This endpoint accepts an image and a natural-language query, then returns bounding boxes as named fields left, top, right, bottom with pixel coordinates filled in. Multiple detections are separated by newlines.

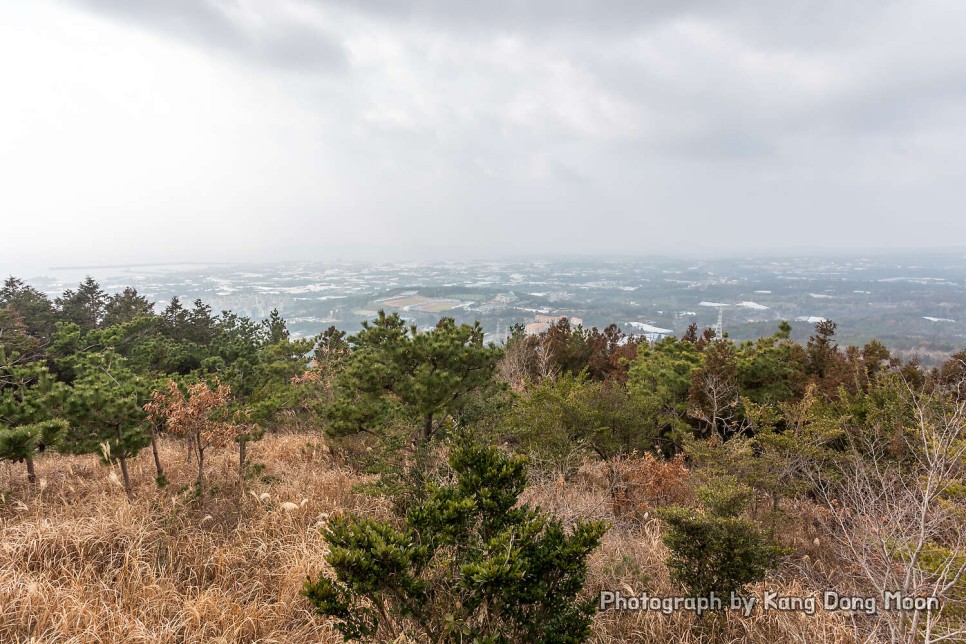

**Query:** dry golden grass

left=523, top=459, right=858, bottom=643
left=1, top=433, right=857, bottom=643
left=0, top=434, right=384, bottom=643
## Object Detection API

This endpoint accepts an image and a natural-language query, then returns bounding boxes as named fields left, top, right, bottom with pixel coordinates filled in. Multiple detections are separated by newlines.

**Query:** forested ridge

left=1, top=274, right=964, bottom=643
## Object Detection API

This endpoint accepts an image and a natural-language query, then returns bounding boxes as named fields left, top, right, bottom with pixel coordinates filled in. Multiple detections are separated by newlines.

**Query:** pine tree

left=186, top=299, right=216, bottom=346
left=659, top=478, right=786, bottom=599
left=65, top=350, right=151, bottom=497
left=263, top=308, right=289, bottom=344
left=0, top=307, right=42, bottom=362
left=0, top=362, right=68, bottom=483
left=102, top=287, right=155, bottom=327
left=313, top=325, right=349, bottom=366
left=162, top=297, right=190, bottom=337
left=627, top=336, right=702, bottom=453
left=56, top=277, right=107, bottom=331
left=1, top=276, right=58, bottom=342
left=327, top=312, right=500, bottom=442
left=303, top=440, right=607, bottom=642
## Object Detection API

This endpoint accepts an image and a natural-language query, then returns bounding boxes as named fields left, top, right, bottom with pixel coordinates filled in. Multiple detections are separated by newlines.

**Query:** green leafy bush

left=303, top=440, right=607, bottom=642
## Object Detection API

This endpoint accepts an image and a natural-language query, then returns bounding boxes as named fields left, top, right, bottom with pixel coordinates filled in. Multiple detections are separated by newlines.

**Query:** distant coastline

left=50, top=262, right=239, bottom=270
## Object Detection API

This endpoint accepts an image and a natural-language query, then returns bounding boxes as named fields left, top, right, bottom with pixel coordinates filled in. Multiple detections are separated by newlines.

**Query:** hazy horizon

left=3, top=1, right=966, bottom=272
left=7, top=245, right=966, bottom=282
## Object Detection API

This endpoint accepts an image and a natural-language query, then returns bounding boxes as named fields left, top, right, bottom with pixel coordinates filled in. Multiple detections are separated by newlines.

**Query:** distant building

left=625, top=321, right=673, bottom=342
left=525, top=314, right=583, bottom=336
left=534, top=314, right=583, bottom=326
left=524, top=322, right=551, bottom=335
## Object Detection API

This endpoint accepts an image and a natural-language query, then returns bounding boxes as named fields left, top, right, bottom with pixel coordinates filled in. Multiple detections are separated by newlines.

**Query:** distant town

left=22, top=251, right=966, bottom=364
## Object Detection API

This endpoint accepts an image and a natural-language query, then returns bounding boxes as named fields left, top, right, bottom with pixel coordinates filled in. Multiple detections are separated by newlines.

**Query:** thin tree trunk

left=119, top=455, right=132, bottom=498
left=608, top=463, right=626, bottom=518
left=197, top=442, right=205, bottom=510
left=150, top=426, right=165, bottom=482
left=238, top=438, right=247, bottom=491
left=423, top=414, right=433, bottom=441
left=25, top=457, right=36, bottom=484
left=116, top=424, right=133, bottom=498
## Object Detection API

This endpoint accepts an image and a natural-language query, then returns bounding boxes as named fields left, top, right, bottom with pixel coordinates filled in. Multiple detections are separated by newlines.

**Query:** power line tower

left=714, top=307, right=724, bottom=339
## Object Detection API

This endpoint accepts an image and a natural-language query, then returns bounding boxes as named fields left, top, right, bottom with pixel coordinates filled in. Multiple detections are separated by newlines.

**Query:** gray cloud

left=2, top=0, right=964, bottom=274
left=70, top=0, right=346, bottom=71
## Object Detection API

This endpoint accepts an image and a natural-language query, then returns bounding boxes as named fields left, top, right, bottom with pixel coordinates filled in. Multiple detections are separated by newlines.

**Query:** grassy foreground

left=1, top=432, right=855, bottom=643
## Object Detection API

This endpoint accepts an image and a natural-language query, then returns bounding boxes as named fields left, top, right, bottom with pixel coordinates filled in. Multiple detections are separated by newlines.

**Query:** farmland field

left=413, top=300, right=463, bottom=312
left=378, top=296, right=433, bottom=308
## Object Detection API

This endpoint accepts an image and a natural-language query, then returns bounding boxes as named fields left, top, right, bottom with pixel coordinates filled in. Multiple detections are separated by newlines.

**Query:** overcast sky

left=2, top=0, right=965, bottom=274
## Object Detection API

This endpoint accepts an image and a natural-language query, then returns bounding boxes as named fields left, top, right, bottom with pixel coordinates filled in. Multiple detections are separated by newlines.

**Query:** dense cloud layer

left=1, top=0, right=964, bottom=273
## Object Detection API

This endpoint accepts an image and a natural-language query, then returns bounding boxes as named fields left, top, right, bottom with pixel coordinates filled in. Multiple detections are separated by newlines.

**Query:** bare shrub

left=609, top=453, right=692, bottom=519
left=812, top=377, right=966, bottom=643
